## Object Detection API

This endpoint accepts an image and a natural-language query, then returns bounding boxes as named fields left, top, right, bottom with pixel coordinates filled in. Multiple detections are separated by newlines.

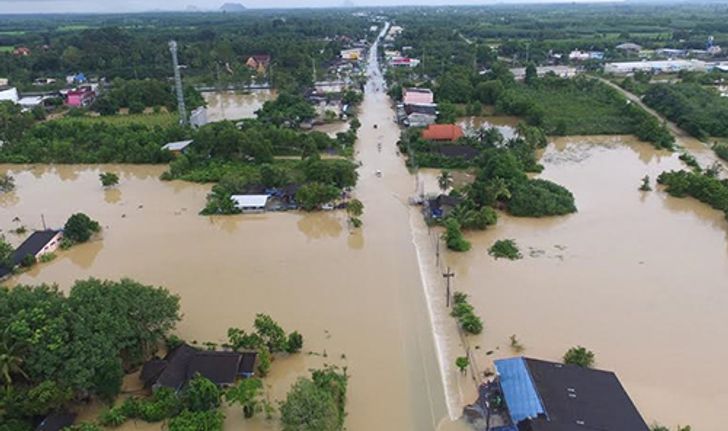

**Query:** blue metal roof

left=494, top=357, right=546, bottom=424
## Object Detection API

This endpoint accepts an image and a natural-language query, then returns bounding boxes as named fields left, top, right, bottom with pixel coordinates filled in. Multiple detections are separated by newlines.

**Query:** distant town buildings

left=605, top=59, right=707, bottom=75
left=510, top=66, right=578, bottom=80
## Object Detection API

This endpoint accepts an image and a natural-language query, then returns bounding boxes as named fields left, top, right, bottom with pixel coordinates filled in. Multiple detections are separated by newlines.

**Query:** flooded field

left=458, top=115, right=518, bottom=140
left=429, top=135, right=728, bottom=430
left=203, top=89, right=276, bottom=122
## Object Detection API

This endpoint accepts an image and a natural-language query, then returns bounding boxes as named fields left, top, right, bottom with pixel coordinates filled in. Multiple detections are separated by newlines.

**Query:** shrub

left=63, top=213, right=101, bottom=244
left=443, top=219, right=471, bottom=252
left=488, top=239, right=522, bottom=260
left=508, top=179, right=576, bottom=217
left=182, top=374, right=220, bottom=412
left=451, top=292, right=484, bottom=335
left=100, top=172, right=119, bottom=187
left=563, top=346, right=595, bottom=368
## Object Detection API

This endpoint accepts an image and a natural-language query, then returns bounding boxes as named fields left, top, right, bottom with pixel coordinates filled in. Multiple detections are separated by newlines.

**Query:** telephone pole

left=443, top=267, right=455, bottom=308
left=169, top=40, right=188, bottom=127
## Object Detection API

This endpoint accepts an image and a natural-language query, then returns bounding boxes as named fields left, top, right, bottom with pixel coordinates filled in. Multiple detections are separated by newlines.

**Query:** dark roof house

left=35, top=412, right=76, bottom=431
left=483, top=357, right=649, bottom=431
left=142, top=343, right=257, bottom=391
left=0, top=230, right=62, bottom=279
left=427, top=194, right=463, bottom=219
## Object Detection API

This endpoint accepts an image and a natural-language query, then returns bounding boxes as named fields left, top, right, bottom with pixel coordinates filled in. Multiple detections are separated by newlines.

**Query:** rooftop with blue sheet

left=465, top=357, right=650, bottom=431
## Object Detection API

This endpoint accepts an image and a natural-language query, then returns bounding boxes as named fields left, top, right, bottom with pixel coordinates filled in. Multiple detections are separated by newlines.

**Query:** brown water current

left=0, top=25, right=454, bottom=431
left=432, top=135, right=728, bottom=430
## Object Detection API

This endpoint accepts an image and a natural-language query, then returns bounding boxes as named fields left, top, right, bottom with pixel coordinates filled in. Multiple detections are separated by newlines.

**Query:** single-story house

left=422, top=124, right=464, bottom=142
left=340, top=48, right=364, bottom=61
left=434, top=145, right=480, bottom=161
left=427, top=194, right=463, bottom=219
left=161, top=139, right=194, bottom=155
left=467, top=357, right=649, bottom=431
left=615, top=43, right=643, bottom=53
left=0, top=230, right=63, bottom=279
left=403, top=87, right=434, bottom=106
left=246, top=55, right=271, bottom=74
left=141, top=343, right=257, bottom=391
left=0, top=86, right=19, bottom=104
left=13, top=46, right=31, bottom=57
left=231, top=194, right=271, bottom=212
left=35, top=412, right=76, bottom=431
left=66, top=87, right=95, bottom=107
left=390, top=57, right=420, bottom=68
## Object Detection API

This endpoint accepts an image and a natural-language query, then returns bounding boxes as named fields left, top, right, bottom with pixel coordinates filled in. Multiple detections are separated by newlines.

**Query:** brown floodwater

left=203, top=90, right=277, bottom=122
left=457, top=116, right=519, bottom=140
left=430, top=135, right=728, bottom=430
left=0, top=26, right=457, bottom=431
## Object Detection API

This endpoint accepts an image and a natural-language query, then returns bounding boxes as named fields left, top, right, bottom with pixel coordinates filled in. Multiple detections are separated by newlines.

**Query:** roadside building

left=0, top=230, right=63, bottom=279
left=0, top=86, right=19, bottom=104
left=141, top=343, right=257, bottom=391
left=605, top=59, right=707, bottom=75
left=427, top=194, right=463, bottom=219
left=403, top=87, right=434, bottom=106
left=245, top=54, right=271, bottom=74
left=389, top=57, right=420, bottom=68
left=568, top=50, right=604, bottom=61
left=66, top=87, right=95, bottom=107
left=231, top=194, right=271, bottom=212
left=510, top=66, right=578, bottom=80
left=161, top=139, right=194, bottom=156
left=340, top=48, right=364, bottom=61
left=422, top=124, right=464, bottom=142
left=466, top=357, right=649, bottom=431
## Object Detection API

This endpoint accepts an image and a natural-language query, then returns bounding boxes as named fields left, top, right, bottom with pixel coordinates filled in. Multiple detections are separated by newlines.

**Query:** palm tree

left=0, top=334, right=27, bottom=389
left=437, top=170, right=453, bottom=193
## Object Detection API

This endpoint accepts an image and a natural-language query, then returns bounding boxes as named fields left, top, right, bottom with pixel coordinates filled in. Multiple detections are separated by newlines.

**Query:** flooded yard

left=431, top=135, right=728, bottom=430
left=203, top=89, right=277, bottom=122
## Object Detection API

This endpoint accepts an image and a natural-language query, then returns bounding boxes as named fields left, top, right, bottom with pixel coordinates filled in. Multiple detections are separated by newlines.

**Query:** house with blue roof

left=464, top=357, right=649, bottom=431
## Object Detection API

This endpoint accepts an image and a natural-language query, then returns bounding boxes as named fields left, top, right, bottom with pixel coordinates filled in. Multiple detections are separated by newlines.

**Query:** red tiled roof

left=421, top=124, right=464, bottom=142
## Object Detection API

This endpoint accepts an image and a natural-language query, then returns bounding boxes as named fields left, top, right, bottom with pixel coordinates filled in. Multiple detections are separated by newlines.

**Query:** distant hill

left=220, top=3, right=246, bottom=12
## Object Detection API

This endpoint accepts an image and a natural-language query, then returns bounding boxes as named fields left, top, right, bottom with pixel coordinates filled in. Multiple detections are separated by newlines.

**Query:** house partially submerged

left=35, top=412, right=76, bottom=431
left=427, top=194, right=463, bottom=219
left=231, top=194, right=271, bottom=212
left=161, top=139, right=194, bottom=156
left=141, top=343, right=257, bottom=391
left=402, top=104, right=437, bottom=127
left=0, top=230, right=63, bottom=279
left=422, top=124, right=464, bottom=142
left=465, top=357, right=649, bottom=431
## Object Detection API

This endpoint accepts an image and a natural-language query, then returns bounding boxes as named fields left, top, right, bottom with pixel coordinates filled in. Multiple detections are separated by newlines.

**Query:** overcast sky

left=0, top=0, right=621, bottom=14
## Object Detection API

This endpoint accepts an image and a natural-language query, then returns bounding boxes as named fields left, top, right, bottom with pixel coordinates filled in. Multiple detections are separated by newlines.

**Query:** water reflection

left=347, top=229, right=364, bottom=250
left=67, top=239, right=103, bottom=269
left=104, top=188, right=122, bottom=204
left=296, top=211, right=343, bottom=240
left=457, top=116, right=518, bottom=140
left=203, top=90, right=276, bottom=122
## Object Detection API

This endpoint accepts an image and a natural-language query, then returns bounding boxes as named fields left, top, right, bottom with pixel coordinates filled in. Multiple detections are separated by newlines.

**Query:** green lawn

left=0, top=46, right=14, bottom=53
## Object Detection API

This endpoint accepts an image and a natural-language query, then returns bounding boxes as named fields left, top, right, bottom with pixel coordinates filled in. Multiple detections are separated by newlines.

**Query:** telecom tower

left=169, top=40, right=188, bottom=126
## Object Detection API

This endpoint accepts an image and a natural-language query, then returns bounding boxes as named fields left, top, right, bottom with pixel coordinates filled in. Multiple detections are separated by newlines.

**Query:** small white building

left=604, top=60, right=707, bottom=75
left=231, top=195, right=270, bottom=213
left=340, top=48, right=364, bottom=61
left=161, top=139, right=194, bottom=155
left=510, top=66, right=578, bottom=80
left=0, top=86, right=19, bottom=104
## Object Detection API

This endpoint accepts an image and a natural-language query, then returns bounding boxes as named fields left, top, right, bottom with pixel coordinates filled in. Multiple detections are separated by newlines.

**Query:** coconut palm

left=0, top=332, right=27, bottom=389
left=437, top=170, right=453, bottom=192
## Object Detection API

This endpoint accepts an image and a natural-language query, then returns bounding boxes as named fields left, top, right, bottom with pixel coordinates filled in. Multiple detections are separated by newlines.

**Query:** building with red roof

left=421, top=124, right=464, bottom=142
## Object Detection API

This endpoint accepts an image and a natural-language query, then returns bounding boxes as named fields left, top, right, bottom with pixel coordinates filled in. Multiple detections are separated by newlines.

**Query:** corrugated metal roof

left=161, top=140, right=194, bottom=152
left=231, top=194, right=270, bottom=208
left=495, top=357, right=546, bottom=424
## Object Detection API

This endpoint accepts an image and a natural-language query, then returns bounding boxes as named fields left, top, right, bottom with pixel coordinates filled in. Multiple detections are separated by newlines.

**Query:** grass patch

left=488, top=239, right=522, bottom=260
left=72, top=112, right=178, bottom=128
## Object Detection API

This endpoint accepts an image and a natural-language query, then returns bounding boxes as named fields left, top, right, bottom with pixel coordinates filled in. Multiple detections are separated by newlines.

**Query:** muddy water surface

left=203, top=89, right=276, bottom=122
left=458, top=116, right=518, bottom=140
left=0, top=25, right=453, bottom=431
left=434, top=135, right=728, bottom=430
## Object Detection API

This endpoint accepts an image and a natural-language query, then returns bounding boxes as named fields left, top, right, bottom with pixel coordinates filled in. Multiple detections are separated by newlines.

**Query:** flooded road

left=0, top=24, right=453, bottom=431
left=429, top=135, right=728, bottom=430
left=203, top=89, right=276, bottom=122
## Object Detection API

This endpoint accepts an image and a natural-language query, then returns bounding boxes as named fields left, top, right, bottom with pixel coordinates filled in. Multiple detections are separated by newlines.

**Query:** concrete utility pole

left=169, top=40, right=188, bottom=126
left=443, top=267, right=455, bottom=308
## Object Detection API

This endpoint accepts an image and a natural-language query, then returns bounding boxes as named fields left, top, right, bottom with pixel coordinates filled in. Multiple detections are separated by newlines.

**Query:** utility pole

left=169, top=40, right=188, bottom=127
left=41, top=214, right=47, bottom=230
left=443, top=267, right=455, bottom=308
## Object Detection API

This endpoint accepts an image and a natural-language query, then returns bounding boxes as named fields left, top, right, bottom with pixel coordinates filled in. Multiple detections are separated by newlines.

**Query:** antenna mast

left=169, top=40, right=188, bottom=126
